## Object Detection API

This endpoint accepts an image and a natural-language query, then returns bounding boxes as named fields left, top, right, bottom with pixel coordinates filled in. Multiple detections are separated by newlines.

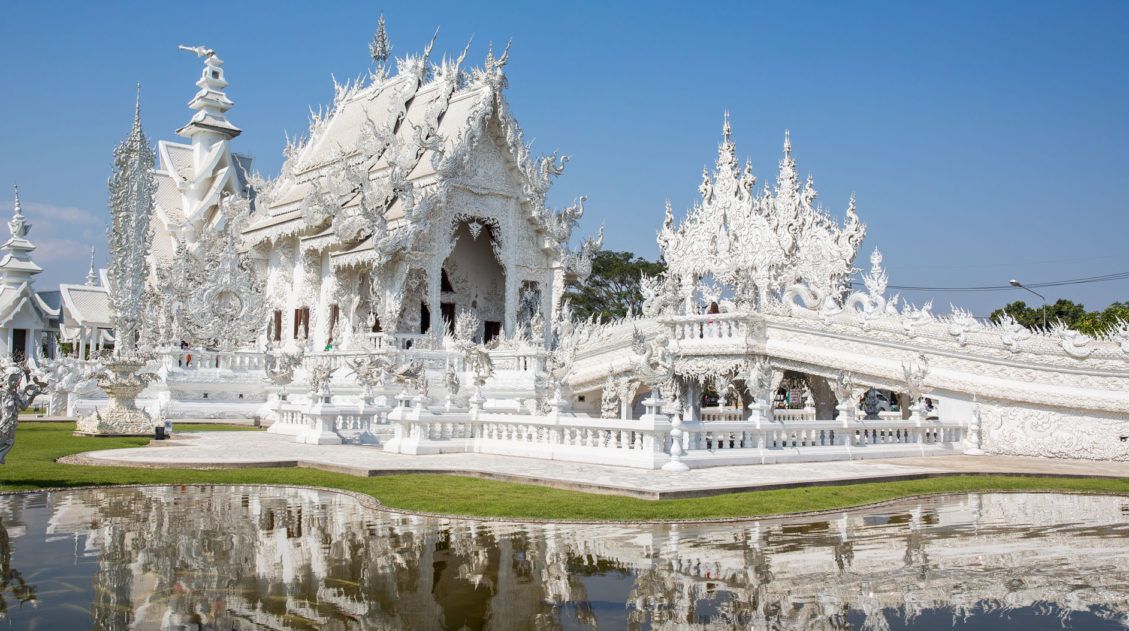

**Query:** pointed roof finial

left=133, top=82, right=142, bottom=130
left=85, top=246, right=97, bottom=286
left=783, top=129, right=791, bottom=158
left=7, top=184, right=30, bottom=241
left=370, top=13, right=390, bottom=64
left=722, top=111, right=732, bottom=143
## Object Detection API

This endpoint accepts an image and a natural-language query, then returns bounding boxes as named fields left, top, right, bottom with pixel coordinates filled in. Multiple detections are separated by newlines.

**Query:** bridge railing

left=668, top=313, right=749, bottom=344
left=375, top=407, right=965, bottom=469
left=159, top=349, right=266, bottom=372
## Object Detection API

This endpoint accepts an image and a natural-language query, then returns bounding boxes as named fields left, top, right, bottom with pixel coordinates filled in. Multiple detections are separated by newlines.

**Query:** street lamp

left=1009, top=279, right=1047, bottom=329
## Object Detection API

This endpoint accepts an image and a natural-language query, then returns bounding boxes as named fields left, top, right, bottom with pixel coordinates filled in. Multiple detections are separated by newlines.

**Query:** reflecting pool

left=0, top=486, right=1126, bottom=629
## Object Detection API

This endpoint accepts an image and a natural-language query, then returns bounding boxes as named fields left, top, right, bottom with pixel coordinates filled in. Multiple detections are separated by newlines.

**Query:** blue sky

left=2, top=1, right=1127, bottom=316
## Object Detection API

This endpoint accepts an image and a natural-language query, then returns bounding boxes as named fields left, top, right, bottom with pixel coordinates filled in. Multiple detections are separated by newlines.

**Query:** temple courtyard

left=62, top=427, right=1129, bottom=501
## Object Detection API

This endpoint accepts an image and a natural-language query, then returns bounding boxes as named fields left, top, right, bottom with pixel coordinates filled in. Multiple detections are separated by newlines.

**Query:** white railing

left=700, top=406, right=746, bottom=422
left=772, top=408, right=817, bottom=422
left=488, top=349, right=545, bottom=373
left=680, top=420, right=962, bottom=451
left=270, top=401, right=390, bottom=444
left=668, top=313, right=748, bottom=344
left=359, top=332, right=432, bottom=350
left=162, top=349, right=266, bottom=372
left=380, top=408, right=965, bottom=469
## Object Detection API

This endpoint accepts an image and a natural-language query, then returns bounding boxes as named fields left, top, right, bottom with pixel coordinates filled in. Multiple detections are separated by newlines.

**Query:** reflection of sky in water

left=0, top=487, right=1125, bottom=629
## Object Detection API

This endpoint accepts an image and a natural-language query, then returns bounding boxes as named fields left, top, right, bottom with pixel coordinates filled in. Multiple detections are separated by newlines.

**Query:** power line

left=886, top=252, right=1129, bottom=272
left=849, top=270, right=1129, bottom=292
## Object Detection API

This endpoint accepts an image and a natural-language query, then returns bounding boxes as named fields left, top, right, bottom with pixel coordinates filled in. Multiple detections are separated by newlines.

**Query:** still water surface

left=0, top=486, right=1126, bottom=630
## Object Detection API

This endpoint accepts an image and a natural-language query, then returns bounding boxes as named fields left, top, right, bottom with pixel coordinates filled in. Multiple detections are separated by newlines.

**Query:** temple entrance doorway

left=440, top=219, right=506, bottom=342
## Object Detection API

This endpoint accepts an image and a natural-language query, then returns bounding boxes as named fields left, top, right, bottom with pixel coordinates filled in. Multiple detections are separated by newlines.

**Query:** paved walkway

left=67, top=431, right=1129, bottom=499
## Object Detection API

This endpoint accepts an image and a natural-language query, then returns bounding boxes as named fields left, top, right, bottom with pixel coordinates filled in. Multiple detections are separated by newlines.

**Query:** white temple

left=28, top=22, right=1129, bottom=466
left=0, top=186, right=59, bottom=361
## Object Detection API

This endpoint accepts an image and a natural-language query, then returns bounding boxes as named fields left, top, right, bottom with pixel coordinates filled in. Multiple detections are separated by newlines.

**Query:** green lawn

left=2, top=422, right=1127, bottom=521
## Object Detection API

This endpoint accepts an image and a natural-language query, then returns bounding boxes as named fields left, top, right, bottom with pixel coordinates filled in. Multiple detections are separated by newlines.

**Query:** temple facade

left=150, top=35, right=599, bottom=355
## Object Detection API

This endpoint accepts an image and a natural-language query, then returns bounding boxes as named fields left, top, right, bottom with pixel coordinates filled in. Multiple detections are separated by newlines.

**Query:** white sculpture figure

left=801, top=382, right=815, bottom=414
left=900, top=301, right=933, bottom=338
left=829, top=371, right=856, bottom=424
left=902, top=353, right=931, bottom=423
left=347, top=354, right=391, bottom=402
left=443, top=360, right=461, bottom=411
left=41, top=357, right=79, bottom=417
left=390, top=359, right=426, bottom=408
left=540, top=305, right=582, bottom=413
left=452, top=311, right=494, bottom=410
left=947, top=306, right=981, bottom=347
left=1052, top=322, right=1094, bottom=358
left=640, top=271, right=681, bottom=317
left=996, top=313, right=1031, bottom=353
left=631, top=328, right=675, bottom=392
left=965, top=396, right=985, bottom=455
left=600, top=374, right=619, bottom=419
left=528, top=310, right=546, bottom=347
left=263, top=346, right=304, bottom=401
left=307, top=361, right=337, bottom=403
left=745, top=359, right=773, bottom=426
left=631, top=328, right=684, bottom=470
left=0, top=360, right=46, bottom=463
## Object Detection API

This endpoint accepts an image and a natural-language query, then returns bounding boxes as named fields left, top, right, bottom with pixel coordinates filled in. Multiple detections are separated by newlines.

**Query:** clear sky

left=2, top=1, right=1126, bottom=316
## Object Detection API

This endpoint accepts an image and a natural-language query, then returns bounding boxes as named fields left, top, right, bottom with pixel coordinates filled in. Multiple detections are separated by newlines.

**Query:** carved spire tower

left=0, top=185, right=43, bottom=289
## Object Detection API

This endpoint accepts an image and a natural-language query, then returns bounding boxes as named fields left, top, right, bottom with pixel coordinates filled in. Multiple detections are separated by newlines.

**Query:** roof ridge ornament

left=369, top=14, right=391, bottom=64
left=86, top=246, right=97, bottom=286
left=8, top=184, right=29, bottom=240
left=177, top=44, right=215, bottom=58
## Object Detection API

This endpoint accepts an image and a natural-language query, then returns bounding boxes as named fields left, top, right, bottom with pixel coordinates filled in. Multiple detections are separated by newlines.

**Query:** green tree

left=989, top=299, right=1128, bottom=335
left=563, top=250, right=666, bottom=321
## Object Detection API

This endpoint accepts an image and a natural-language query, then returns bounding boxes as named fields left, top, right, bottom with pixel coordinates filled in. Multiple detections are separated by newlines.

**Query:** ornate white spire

left=85, top=246, right=97, bottom=286
left=0, top=185, right=42, bottom=289
left=175, top=45, right=240, bottom=142
left=370, top=14, right=390, bottom=64
left=8, top=184, right=29, bottom=240
left=107, top=88, right=157, bottom=355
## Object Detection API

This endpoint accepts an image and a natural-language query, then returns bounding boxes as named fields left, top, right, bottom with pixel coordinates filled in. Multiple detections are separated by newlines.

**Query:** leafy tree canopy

left=563, top=250, right=666, bottom=321
left=989, top=299, right=1129, bottom=336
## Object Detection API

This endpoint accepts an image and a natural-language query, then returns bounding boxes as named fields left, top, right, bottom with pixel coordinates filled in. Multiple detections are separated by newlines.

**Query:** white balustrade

left=700, top=406, right=746, bottom=422
left=162, top=349, right=266, bottom=372
left=379, top=409, right=965, bottom=469
left=772, top=408, right=817, bottom=422
left=668, top=313, right=748, bottom=343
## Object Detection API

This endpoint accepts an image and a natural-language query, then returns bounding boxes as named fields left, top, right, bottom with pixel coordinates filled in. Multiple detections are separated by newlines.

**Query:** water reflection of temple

left=24, top=487, right=1129, bottom=629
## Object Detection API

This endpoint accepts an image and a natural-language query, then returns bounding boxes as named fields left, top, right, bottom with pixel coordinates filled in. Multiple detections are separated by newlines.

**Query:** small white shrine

left=0, top=186, right=59, bottom=362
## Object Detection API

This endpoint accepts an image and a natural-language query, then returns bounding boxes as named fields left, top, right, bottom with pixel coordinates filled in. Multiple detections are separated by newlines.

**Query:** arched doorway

left=440, top=219, right=506, bottom=343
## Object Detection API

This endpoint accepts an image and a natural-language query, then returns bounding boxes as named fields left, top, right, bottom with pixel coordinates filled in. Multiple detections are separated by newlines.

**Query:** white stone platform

left=66, top=431, right=1129, bottom=499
